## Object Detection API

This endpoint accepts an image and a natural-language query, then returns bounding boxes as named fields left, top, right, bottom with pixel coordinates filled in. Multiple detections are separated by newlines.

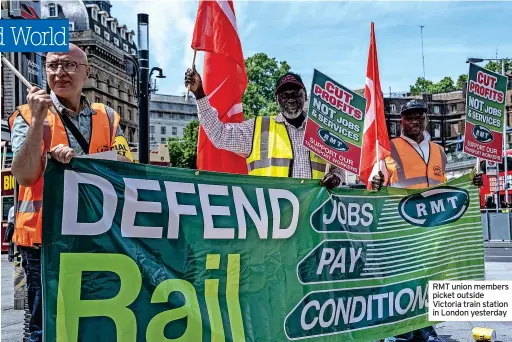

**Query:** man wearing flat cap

left=185, top=69, right=345, bottom=188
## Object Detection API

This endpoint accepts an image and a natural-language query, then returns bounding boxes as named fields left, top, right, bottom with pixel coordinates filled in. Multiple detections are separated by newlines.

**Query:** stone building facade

left=41, top=0, right=139, bottom=142
left=149, top=94, right=198, bottom=143
left=1, top=0, right=46, bottom=119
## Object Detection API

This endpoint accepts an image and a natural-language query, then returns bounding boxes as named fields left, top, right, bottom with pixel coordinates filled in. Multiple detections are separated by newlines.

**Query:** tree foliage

left=456, top=74, right=468, bottom=90
left=484, top=59, right=512, bottom=74
left=410, top=76, right=459, bottom=95
left=242, top=53, right=291, bottom=119
left=167, top=119, right=199, bottom=169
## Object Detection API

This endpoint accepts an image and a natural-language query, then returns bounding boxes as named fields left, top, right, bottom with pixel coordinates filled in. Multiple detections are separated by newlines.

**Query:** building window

left=180, top=114, right=185, bottom=120
left=101, top=15, right=107, bottom=27
left=69, top=22, right=75, bottom=31
left=107, top=101, right=112, bottom=108
left=172, top=127, right=177, bottom=136
left=48, top=3, right=57, bottom=17
left=114, top=37, right=119, bottom=46
left=91, top=8, right=98, bottom=20
left=451, top=104, right=457, bottom=113
left=433, top=105, right=440, bottom=114
left=10, top=0, right=21, bottom=13
left=150, top=126, right=155, bottom=134
left=161, top=126, right=166, bottom=135
left=123, top=44, right=128, bottom=52
left=161, top=137, right=167, bottom=143
left=151, top=135, right=155, bottom=142
left=450, top=123, right=459, bottom=137
left=130, top=48, right=136, bottom=56
left=433, top=123, right=441, bottom=138
left=128, top=109, right=132, bottom=121
left=94, top=25, right=101, bottom=35
left=111, top=22, right=117, bottom=32
left=158, top=113, right=163, bottom=118
left=120, top=28, right=125, bottom=39
left=117, top=105, right=123, bottom=116
left=390, top=104, right=396, bottom=113
left=104, top=31, right=110, bottom=41
left=95, top=96, right=100, bottom=103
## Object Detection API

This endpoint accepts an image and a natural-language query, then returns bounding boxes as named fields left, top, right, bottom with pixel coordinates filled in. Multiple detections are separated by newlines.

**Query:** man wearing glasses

left=8, top=43, right=128, bottom=342
left=370, top=100, right=483, bottom=342
left=184, top=69, right=345, bottom=188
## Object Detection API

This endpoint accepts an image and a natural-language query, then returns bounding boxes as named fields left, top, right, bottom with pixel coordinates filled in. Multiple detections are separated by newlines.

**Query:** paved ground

left=1, top=255, right=24, bottom=342
left=1, top=249, right=511, bottom=342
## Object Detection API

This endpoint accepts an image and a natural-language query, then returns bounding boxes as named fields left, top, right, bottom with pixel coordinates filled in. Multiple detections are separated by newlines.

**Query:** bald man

left=9, top=44, right=128, bottom=342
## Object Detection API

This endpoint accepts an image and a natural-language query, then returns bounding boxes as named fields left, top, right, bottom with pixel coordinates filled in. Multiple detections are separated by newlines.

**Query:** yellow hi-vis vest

left=386, top=137, right=447, bottom=189
left=246, top=116, right=327, bottom=179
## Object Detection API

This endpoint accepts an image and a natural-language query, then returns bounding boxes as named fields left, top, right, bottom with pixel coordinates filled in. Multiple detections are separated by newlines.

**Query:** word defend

left=0, top=19, right=69, bottom=52
left=429, top=281, right=512, bottom=321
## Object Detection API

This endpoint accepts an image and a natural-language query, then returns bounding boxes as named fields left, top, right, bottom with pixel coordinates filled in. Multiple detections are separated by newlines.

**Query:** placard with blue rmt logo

left=0, top=19, right=69, bottom=52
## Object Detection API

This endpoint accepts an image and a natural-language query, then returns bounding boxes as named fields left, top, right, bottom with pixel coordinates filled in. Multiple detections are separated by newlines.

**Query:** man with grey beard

left=185, top=69, right=345, bottom=188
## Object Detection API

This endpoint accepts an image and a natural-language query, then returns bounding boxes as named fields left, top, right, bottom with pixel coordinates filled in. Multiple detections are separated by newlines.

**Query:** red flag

left=360, top=22, right=391, bottom=188
left=191, top=0, right=248, bottom=174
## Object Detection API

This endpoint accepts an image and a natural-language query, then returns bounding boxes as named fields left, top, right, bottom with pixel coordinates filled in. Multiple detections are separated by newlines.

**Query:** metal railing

left=480, top=209, right=512, bottom=242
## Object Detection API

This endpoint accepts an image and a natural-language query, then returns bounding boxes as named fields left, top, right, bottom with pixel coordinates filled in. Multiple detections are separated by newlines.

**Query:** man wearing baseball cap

left=371, top=99, right=482, bottom=190
left=185, top=69, right=345, bottom=187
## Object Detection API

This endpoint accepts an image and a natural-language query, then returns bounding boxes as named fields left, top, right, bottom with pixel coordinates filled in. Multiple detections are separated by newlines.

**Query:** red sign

left=1, top=171, right=15, bottom=197
left=463, top=122, right=503, bottom=162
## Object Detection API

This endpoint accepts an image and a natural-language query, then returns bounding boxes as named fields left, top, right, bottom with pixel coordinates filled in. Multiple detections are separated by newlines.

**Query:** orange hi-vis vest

left=8, top=103, right=119, bottom=247
left=386, top=137, right=447, bottom=189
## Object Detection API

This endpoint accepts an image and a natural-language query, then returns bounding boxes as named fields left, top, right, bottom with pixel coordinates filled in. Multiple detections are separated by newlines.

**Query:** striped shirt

left=197, top=97, right=346, bottom=182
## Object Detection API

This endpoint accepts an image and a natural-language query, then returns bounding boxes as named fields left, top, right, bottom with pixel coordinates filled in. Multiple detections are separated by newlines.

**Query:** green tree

left=410, top=77, right=434, bottom=95
left=456, top=74, right=468, bottom=90
left=432, top=76, right=456, bottom=93
left=410, top=76, right=457, bottom=95
left=484, top=59, right=512, bottom=74
left=242, top=53, right=291, bottom=119
left=167, top=119, right=199, bottom=169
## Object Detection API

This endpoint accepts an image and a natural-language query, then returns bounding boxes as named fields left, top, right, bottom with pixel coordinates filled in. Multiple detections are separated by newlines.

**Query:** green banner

left=463, top=63, right=508, bottom=162
left=304, top=69, right=367, bottom=174
left=42, top=159, right=484, bottom=341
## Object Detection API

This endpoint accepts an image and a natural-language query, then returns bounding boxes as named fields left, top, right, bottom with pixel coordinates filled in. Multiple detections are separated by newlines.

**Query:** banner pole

left=476, top=157, right=480, bottom=173
left=185, top=49, right=197, bottom=101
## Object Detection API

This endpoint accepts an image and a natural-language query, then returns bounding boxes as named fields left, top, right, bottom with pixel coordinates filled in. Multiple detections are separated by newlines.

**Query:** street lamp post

left=149, top=67, right=166, bottom=96
left=466, top=57, right=510, bottom=203
left=137, top=13, right=150, bottom=164
left=124, top=57, right=166, bottom=164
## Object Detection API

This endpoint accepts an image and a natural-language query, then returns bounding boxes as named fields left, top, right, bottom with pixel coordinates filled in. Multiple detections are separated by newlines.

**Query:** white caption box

left=429, top=281, right=512, bottom=321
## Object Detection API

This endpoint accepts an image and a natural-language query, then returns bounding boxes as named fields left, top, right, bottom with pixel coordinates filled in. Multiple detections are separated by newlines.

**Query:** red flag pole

left=371, top=23, right=381, bottom=171
left=185, top=49, right=197, bottom=101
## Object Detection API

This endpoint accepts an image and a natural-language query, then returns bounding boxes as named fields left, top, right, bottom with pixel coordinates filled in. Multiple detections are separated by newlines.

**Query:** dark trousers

left=20, top=247, right=43, bottom=342
left=6, top=223, right=14, bottom=261
left=394, top=326, right=438, bottom=341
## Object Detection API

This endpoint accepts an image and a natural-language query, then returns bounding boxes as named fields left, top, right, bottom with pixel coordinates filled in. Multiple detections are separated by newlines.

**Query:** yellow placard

left=472, top=327, right=496, bottom=342
left=112, top=136, right=134, bottom=161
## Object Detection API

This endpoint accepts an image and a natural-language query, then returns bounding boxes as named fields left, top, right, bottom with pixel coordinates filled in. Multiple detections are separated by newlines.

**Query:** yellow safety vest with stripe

left=386, top=137, right=447, bottom=189
left=246, top=116, right=327, bottom=179
left=8, top=103, right=120, bottom=247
